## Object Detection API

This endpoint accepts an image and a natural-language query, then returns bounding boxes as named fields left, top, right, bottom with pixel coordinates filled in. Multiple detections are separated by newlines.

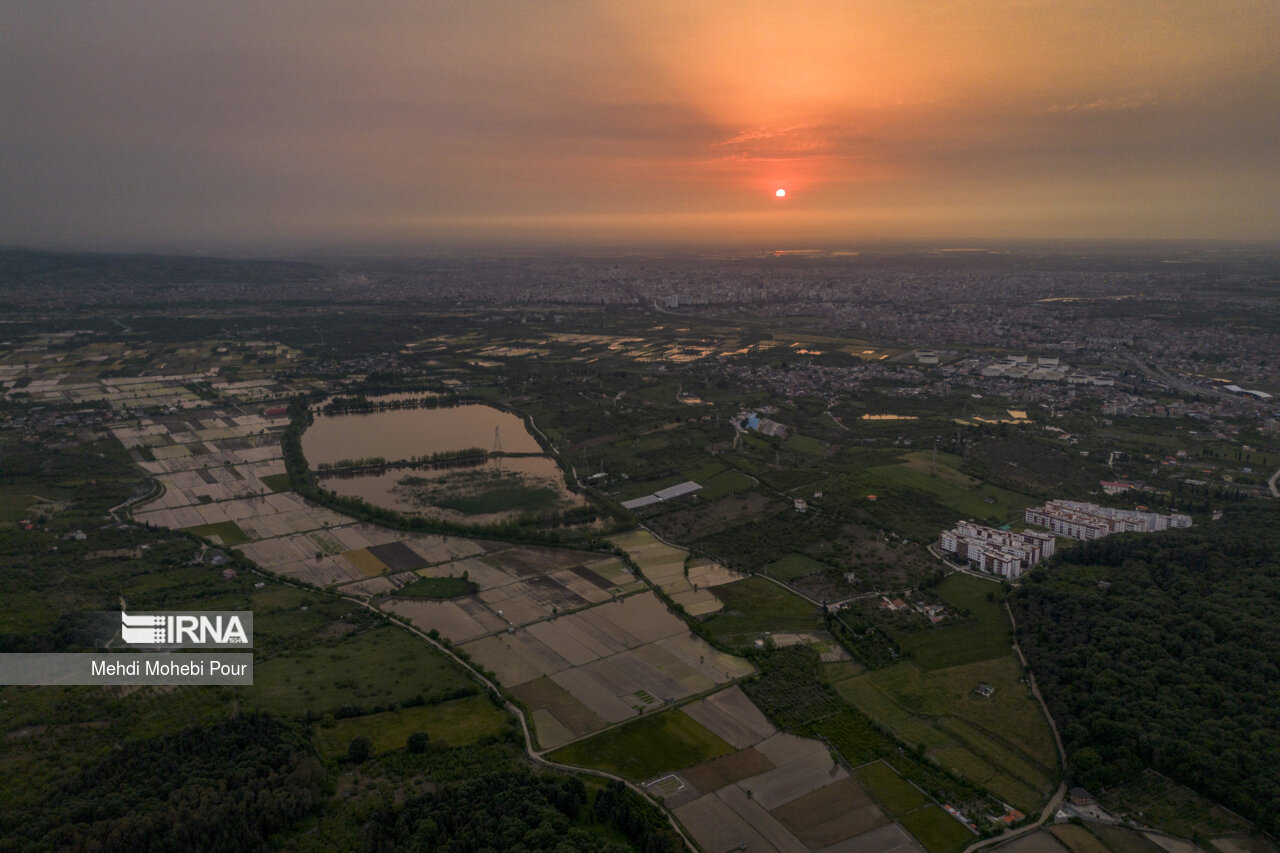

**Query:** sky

left=2, top=1, right=1278, bottom=252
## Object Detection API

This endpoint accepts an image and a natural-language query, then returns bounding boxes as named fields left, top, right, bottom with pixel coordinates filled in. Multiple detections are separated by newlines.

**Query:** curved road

left=1269, top=465, right=1280, bottom=498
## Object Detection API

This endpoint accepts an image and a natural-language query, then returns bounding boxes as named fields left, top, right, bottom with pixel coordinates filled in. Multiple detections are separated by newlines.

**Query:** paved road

left=1269, top=465, right=1280, bottom=498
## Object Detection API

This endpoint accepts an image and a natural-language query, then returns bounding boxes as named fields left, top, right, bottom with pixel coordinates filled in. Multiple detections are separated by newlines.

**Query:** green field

left=697, top=468, right=755, bottom=500
left=865, top=453, right=1036, bottom=524
left=830, top=659, right=1057, bottom=813
left=312, top=693, right=509, bottom=759
left=0, top=493, right=34, bottom=522
left=705, top=576, right=821, bottom=643
left=899, top=804, right=975, bottom=853
left=548, top=709, right=733, bottom=781
left=394, top=575, right=478, bottom=599
left=243, top=624, right=476, bottom=717
left=437, top=483, right=561, bottom=515
left=1088, top=824, right=1168, bottom=853
left=183, top=519, right=250, bottom=545
left=399, top=469, right=563, bottom=515
left=892, top=574, right=1012, bottom=670
left=855, top=760, right=927, bottom=813
left=828, top=577, right=1059, bottom=814
left=1050, top=824, right=1115, bottom=853
left=761, top=552, right=833, bottom=580
left=259, top=472, right=292, bottom=492
left=784, top=433, right=826, bottom=456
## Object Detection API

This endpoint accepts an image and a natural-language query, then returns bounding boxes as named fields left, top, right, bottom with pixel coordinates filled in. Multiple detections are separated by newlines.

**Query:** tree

left=406, top=731, right=429, bottom=754
left=348, top=736, right=373, bottom=764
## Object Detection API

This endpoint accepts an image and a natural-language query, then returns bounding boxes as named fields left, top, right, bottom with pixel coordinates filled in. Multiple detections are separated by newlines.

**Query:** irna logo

left=119, top=611, right=252, bottom=648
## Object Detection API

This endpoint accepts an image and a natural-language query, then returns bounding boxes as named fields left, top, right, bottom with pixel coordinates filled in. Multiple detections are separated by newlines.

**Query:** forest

left=361, top=773, right=681, bottom=853
left=12, top=714, right=324, bottom=853
left=1011, top=502, right=1280, bottom=835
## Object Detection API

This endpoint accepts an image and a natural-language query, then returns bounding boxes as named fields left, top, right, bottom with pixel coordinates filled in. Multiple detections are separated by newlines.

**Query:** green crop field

left=697, top=468, right=755, bottom=500
left=784, top=433, right=826, bottom=456
left=705, top=576, right=822, bottom=644
left=855, top=760, right=927, bottom=814
left=762, top=552, right=833, bottom=580
left=312, top=694, right=509, bottom=759
left=259, top=472, right=292, bottom=492
left=243, top=624, right=476, bottom=717
left=548, top=709, right=733, bottom=781
left=830, top=578, right=1059, bottom=814
left=183, top=520, right=250, bottom=545
left=865, top=456, right=1035, bottom=524
left=899, top=804, right=975, bottom=853
left=892, top=574, right=1012, bottom=670
left=1088, top=824, right=1168, bottom=853
left=0, top=493, right=34, bottom=522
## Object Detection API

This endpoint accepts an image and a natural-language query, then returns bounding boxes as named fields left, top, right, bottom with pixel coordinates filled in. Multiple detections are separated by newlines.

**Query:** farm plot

left=680, top=685, right=777, bottom=749
left=312, top=693, right=509, bottom=759
left=667, top=729, right=919, bottom=853
left=828, top=657, right=1057, bottom=814
left=611, top=528, right=744, bottom=615
left=550, top=682, right=918, bottom=853
left=463, top=592, right=753, bottom=743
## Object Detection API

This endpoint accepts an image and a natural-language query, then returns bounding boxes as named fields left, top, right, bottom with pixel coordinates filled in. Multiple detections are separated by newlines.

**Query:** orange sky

left=2, top=1, right=1278, bottom=250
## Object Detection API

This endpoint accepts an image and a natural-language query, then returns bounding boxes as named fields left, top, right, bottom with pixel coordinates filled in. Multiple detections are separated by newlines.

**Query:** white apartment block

left=938, top=521, right=1056, bottom=580
left=1024, top=500, right=1191, bottom=540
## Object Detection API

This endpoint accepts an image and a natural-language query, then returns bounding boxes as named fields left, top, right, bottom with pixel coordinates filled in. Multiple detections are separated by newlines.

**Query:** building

left=938, top=521, right=1055, bottom=579
left=1025, top=500, right=1192, bottom=540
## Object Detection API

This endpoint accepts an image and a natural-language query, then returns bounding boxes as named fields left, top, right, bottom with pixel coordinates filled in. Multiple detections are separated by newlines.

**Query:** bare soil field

left=673, top=793, right=784, bottom=853
left=680, top=685, right=778, bottom=749
left=770, top=777, right=887, bottom=848
left=682, top=748, right=776, bottom=793
left=511, top=677, right=606, bottom=741
left=996, top=832, right=1072, bottom=853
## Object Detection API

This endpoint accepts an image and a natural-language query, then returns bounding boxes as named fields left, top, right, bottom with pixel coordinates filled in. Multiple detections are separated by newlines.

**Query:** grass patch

left=242, top=624, right=475, bottom=717
left=865, top=456, right=1035, bottom=524
left=892, top=574, right=1011, bottom=670
left=762, top=552, right=833, bottom=581
left=899, top=804, right=975, bottom=853
left=697, top=469, right=755, bottom=500
left=312, top=694, right=508, bottom=759
left=183, top=520, right=250, bottom=545
left=547, top=709, right=733, bottom=782
left=784, top=433, right=826, bottom=456
left=834, top=655, right=1058, bottom=814
left=855, top=760, right=927, bottom=814
left=398, top=470, right=562, bottom=515
left=704, top=576, right=821, bottom=644
left=394, top=575, right=478, bottom=599
left=0, top=493, right=34, bottom=522
left=259, top=473, right=292, bottom=492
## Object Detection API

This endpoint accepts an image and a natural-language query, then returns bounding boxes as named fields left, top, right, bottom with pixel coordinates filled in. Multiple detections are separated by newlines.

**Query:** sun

left=775, top=188, right=787, bottom=198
